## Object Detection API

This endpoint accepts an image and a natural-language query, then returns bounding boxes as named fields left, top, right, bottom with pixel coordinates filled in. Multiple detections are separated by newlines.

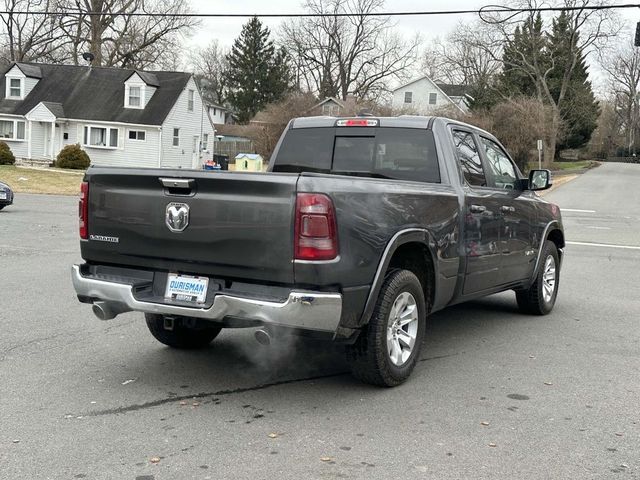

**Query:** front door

left=451, top=129, right=503, bottom=295
left=192, top=135, right=200, bottom=169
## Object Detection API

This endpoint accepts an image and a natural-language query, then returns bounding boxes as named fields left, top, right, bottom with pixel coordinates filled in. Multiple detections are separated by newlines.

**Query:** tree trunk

left=544, top=108, right=560, bottom=167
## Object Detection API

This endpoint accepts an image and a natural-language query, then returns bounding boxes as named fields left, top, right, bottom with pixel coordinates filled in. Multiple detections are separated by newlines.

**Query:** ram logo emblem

left=166, top=203, right=190, bottom=232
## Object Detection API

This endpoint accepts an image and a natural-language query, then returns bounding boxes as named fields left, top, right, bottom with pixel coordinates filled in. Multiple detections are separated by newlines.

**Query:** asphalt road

left=1, top=163, right=638, bottom=480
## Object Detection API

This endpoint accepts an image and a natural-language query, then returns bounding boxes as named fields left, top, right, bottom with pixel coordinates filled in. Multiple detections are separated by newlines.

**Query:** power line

left=0, top=3, right=639, bottom=18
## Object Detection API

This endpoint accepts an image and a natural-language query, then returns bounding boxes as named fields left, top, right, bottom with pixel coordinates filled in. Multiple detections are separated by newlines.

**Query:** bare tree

left=481, top=0, right=617, bottom=164
left=0, top=0, right=70, bottom=64
left=423, top=21, right=502, bottom=87
left=600, top=35, right=640, bottom=153
left=190, top=40, right=229, bottom=105
left=57, top=0, right=197, bottom=68
left=282, top=0, right=421, bottom=101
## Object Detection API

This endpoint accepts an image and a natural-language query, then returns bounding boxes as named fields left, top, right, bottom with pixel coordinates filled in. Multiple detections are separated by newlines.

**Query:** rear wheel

left=145, top=314, right=221, bottom=349
left=347, top=269, right=426, bottom=387
left=516, top=240, right=560, bottom=315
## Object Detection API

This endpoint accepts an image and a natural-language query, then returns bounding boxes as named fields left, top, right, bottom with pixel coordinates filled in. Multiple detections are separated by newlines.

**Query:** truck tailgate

left=81, top=168, right=298, bottom=284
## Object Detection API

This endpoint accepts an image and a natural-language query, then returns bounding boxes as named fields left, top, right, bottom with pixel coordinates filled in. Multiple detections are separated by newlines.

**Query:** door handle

left=501, top=205, right=515, bottom=213
left=470, top=205, right=487, bottom=213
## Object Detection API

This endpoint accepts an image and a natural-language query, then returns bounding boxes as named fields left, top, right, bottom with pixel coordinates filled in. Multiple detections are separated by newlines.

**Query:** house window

left=172, top=128, right=180, bottom=146
left=404, top=92, right=413, bottom=104
left=201, top=133, right=208, bottom=151
left=128, top=86, right=141, bottom=107
left=83, top=126, right=118, bottom=148
left=429, top=93, right=437, bottom=105
left=128, top=130, right=146, bottom=141
left=0, top=119, right=26, bottom=140
left=188, top=90, right=194, bottom=111
left=9, top=78, right=22, bottom=98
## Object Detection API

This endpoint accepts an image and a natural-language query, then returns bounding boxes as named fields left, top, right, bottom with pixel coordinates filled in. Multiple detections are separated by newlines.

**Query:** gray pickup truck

left=72, top=116, right=564, bottom=386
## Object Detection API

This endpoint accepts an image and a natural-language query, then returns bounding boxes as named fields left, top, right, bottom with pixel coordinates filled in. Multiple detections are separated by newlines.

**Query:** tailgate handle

left=160, top=178, right=195, bottom=195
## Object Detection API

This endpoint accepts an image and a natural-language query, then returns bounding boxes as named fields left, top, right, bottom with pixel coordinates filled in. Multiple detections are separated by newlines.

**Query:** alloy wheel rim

left=542, top=255, right=556, bottom=303
left=387, top=291, right=419, bottom=367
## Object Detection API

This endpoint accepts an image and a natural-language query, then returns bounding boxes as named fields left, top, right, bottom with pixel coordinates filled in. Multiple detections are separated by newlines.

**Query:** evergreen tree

left=226, top=17, right=291, bottom=123
left=547, top=12, right=599, bottom=150
left=501, top=14, right=545, bottom=98
left=499, top=12, right=599, bottom=151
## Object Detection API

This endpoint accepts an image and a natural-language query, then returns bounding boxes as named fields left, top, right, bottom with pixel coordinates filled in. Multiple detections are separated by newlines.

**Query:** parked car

left=0, top=180, right=13, bottom=210
left=71, top=116, right=564, bottom=387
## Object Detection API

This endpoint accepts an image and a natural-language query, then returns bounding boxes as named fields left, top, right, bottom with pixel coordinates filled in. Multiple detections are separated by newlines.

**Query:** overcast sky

left=185, top=0, right=640, bottom=91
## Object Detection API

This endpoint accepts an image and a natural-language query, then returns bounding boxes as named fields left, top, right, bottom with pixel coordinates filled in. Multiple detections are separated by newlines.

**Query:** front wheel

left=516, top=240, right=560, bottom=315
left=347, top=269, right=426, bottom=387
left=145, top=314, right=221, bottom=349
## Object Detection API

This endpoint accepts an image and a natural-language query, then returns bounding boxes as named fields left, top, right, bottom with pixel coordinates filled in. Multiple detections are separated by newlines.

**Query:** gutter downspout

left=158, top=126, right=162, bottom=168
left=27, top=119, right=32, bottom=159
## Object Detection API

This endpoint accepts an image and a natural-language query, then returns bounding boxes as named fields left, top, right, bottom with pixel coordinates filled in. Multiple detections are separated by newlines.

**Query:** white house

left=391, top=75, right=471, bottom=115
left=0, top=62, right=215, bottom=169
left=207, top=103, right=232, bottom=125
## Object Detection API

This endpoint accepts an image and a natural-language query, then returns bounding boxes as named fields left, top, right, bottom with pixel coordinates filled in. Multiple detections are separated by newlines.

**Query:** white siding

left=144, top=86, right=157, bottom=106
left=392, top=77, right=461, bottom=114
left=160, top=77, right=215, bottom=169
left=26, top=103, right=56, bottom=122
left=208, top=106, right=226, bottom=124
left=24, top=77, right=39, bottom=97
left=69, top=121, right=161, bottom=168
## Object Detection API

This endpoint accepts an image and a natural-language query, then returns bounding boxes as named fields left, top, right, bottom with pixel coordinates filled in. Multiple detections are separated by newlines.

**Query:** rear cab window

left=273, top=127, right=440, bottom=183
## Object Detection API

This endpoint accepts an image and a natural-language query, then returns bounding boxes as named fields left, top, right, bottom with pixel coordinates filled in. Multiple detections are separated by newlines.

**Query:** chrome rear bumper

left=71, top=265, right=342, bottom=333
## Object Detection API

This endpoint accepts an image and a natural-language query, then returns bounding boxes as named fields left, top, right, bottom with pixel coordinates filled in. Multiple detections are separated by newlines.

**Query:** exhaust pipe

left=254, top=328, right=271, bottom=346
left=92, top=301, right=128, bottom=321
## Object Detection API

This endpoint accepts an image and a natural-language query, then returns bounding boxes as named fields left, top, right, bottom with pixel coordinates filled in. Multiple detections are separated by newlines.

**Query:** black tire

left=145, top=313, right=221, bottom=349
left=347, top=269, right=426, bottom=387
left=516, top=240, right=560, bottom=315
left=0, top=205, right=4, bottom=210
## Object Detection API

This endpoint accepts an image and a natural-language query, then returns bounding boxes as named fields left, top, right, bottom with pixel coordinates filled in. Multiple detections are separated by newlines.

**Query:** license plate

left=165, top=274, right=208, bottom=304
left=0, top=192, right=6, bottom=200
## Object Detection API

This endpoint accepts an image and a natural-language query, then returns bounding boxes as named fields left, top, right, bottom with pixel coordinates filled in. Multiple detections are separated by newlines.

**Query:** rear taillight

left=79, top=181, right=89, bottom=239
left=294, top=193, right=338, bottom=261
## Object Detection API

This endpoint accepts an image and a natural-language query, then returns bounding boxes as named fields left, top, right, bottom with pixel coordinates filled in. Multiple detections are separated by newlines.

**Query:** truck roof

left=289, top=115, right=486, bottom=135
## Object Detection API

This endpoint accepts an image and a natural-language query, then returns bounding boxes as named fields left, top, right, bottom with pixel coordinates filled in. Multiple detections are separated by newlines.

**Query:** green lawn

left=0, top=165, right=83, bottom=195
left=528, top=160, right=598, bottom=172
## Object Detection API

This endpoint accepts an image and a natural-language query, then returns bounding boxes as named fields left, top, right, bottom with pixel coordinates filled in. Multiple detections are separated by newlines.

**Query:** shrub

left=56, top=144, right=90, bottom=169
left=0, top=141, right=15, bottom=165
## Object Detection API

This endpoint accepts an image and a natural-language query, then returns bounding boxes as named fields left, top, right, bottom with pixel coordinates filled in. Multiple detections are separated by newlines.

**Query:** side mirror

left=528, top=169, right=552, bottom=191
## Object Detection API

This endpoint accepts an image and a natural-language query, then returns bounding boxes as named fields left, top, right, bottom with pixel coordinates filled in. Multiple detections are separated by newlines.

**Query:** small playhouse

left=234, top=153, right=264, bottom=172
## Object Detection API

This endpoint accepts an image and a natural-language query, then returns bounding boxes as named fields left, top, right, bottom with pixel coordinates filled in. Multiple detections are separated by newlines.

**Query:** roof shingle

left=0, top=62, right=191, bottom=126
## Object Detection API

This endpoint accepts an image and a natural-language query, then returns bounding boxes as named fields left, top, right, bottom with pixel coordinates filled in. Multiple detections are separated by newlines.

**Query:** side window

left=479, top=137, right=518, bottom=190
left=452, top=130, right=486, bottom=187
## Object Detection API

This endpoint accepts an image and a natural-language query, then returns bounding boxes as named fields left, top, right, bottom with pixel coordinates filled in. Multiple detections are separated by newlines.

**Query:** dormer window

left=6, top=77, right=23, bottom=99
left=129, top=86, right=141, bottom=107
left=124, top=83, right=145, bottom=109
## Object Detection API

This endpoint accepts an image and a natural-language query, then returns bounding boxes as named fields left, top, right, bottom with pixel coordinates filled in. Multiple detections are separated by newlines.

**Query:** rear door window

left=452, top=130, right=486, bottom=187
